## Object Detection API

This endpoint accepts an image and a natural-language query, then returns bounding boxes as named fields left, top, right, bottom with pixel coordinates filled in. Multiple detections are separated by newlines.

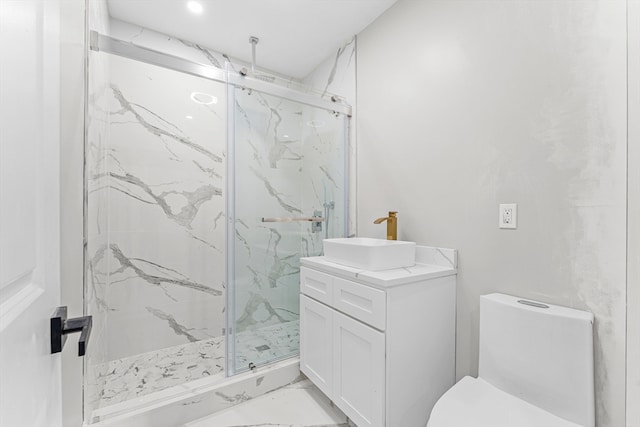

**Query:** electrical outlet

left=499, top=203, right=517, bottom=229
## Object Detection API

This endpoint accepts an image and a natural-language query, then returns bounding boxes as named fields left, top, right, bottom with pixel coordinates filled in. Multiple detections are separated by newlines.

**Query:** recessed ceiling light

left=187, top=1, right=203, bottom=14
left=190, top=92, right=218, bottom=105
left=283, top=134, right=289, bottom=138
left=186, top=115, right=193, bottom=119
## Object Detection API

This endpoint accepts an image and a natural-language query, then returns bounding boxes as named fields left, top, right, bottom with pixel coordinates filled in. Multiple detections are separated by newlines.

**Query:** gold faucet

left=373, top=211, right=398, bottom=240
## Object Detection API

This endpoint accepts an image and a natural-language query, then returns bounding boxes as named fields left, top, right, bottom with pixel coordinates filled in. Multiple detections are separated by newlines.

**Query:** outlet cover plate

left=499, top=203, right=517, bottom=229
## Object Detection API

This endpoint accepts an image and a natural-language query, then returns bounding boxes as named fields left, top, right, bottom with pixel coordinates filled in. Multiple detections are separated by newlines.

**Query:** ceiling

left=107, top=0, right=398, bottom=79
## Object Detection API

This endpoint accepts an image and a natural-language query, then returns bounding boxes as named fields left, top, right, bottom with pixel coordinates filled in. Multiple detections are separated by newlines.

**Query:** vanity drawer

left=300, top=267, right=333, bottom=305
left=332, top=277, right=386, bottom=330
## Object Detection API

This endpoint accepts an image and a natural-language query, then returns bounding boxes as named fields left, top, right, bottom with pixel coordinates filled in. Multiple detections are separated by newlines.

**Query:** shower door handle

left=262, top=211, right=324, bottom=233
left=261, top=217, right=325, bottom=222
left=262, top=210, right=325, bottom=233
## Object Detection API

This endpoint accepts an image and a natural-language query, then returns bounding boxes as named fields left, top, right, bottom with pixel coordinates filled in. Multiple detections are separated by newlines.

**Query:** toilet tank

left=478, top=293, right=594, bottom=427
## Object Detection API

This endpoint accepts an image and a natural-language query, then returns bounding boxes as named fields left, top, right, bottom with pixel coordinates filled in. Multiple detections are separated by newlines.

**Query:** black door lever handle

left=51, top=306, right=92, bottom=356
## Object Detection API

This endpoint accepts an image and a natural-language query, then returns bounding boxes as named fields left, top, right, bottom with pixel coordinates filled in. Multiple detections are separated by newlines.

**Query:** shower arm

left=249, top=36, right=259, bottom=73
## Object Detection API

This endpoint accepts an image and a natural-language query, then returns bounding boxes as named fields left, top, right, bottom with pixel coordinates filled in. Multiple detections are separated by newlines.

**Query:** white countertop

left=300, top=245, right=457, bottom=288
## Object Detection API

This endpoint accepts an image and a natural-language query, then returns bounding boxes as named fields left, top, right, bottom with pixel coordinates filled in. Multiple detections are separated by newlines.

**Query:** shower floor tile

left=234, top=319, right=300, bottom=369
left=183, top=379, right=351, bottom=427
left=90, top=320, right=299, bottom=408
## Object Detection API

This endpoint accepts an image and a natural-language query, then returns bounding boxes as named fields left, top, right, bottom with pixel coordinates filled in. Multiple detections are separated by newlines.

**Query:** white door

left=333, top=311, right=385, bottom=427
left=300, top=295, right=334, bottom=397
left=0, top=0, right=63, bottom=426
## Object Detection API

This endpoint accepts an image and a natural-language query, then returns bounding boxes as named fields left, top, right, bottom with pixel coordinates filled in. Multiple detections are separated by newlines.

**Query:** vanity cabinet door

left=333, top=311, right=386, bottom=427
left=300, top=295, right=334, bottom=397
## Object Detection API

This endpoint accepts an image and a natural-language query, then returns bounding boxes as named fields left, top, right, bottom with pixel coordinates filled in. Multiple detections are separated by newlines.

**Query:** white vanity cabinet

left=299, top=246, right=457, bottom=427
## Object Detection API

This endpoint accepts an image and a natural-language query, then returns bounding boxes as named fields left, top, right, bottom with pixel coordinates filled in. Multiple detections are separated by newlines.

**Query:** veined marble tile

left=303, top=37, right=357, bottom=237
left=96, top=233, right=224, bottom=360
left=86, top=321, right=299, bottom=409
left=184, top=380, right=349, bottom=427
left=103, top=54, right=227, bottom=360
left=85, top=337, right=225, bottom=409
left=105, top=54, right=226, bottom=239
left=231, top=87, right=347, bottom=340
left=233, top=320, right=299, bottom=369
left=415, top=246, right=458, bottom=269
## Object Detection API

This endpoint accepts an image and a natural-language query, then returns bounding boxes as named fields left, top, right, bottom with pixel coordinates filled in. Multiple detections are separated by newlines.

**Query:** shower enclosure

left=83, top=33, right=350, bottom=423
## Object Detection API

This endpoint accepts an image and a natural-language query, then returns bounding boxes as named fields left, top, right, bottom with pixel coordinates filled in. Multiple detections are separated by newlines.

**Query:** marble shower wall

left=304, top=37, right=357, bottom=236
left=101, top=54, right=226, bottom=361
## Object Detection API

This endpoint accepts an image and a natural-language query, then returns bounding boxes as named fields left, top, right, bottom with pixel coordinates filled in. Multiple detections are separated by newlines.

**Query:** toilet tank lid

left=482, top=293, right=593, bottom=324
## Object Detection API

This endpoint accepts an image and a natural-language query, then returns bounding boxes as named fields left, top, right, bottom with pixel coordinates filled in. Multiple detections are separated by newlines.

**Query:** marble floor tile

left=183, top=379, right=350, bottom=427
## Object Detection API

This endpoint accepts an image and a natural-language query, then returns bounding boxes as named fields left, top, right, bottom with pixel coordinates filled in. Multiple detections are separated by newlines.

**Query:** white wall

left=357, top=1, right=628, bottom=426
left=627, top=1, right=640, bottom=425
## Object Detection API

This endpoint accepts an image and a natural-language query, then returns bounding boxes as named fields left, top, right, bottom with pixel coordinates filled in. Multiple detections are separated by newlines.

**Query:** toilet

left=428, top=293, right=595, bottom=427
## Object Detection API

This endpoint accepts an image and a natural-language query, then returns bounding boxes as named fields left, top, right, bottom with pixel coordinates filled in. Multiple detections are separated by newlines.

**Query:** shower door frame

left=225, top=79, right=351, bottom=375
left=90, top=33, right=352, bottom=117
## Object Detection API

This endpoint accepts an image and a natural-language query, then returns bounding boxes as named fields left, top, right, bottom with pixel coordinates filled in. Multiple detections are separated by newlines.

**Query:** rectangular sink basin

left=323, top=238, right=416, bottom=271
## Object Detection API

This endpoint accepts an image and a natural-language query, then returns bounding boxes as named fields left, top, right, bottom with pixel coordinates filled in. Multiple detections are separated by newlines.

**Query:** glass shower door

left=84, top=49, right=228, bottom=421
left=227, top=85, right=348, bottom=374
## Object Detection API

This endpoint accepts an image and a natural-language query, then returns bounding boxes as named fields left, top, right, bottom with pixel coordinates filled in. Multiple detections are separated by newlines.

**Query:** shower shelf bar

left=89, top=31, right=352, bottom=116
